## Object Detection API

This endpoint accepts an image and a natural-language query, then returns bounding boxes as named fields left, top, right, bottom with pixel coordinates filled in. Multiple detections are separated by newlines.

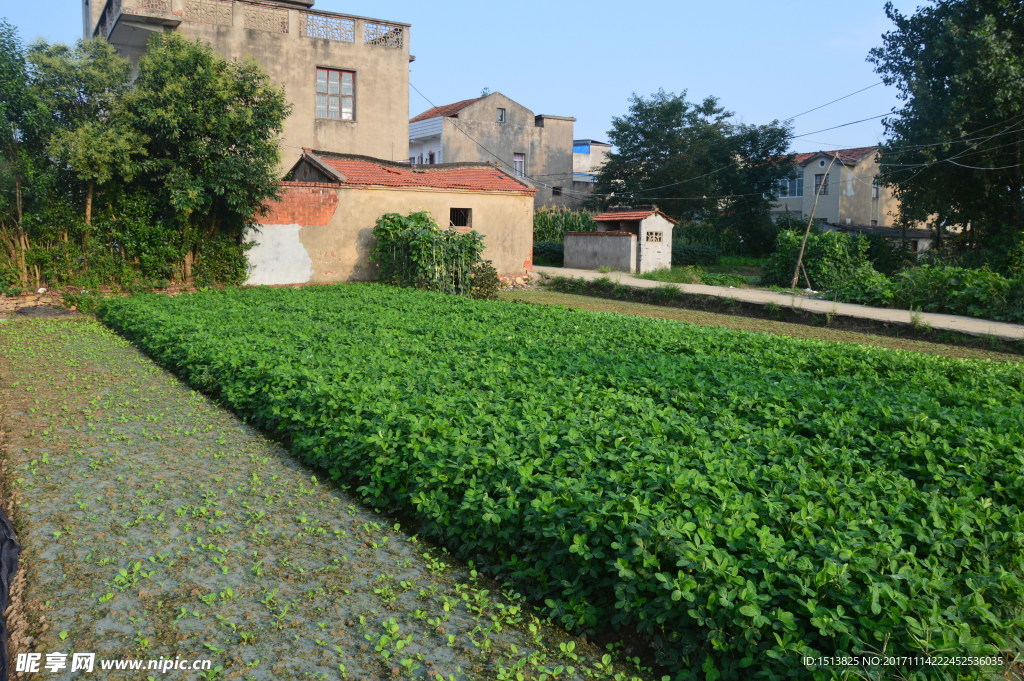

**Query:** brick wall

left=261, top=182, right=340, bottom=226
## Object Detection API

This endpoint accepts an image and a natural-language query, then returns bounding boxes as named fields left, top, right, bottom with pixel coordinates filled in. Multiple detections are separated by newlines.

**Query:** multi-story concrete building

left=771, top=146, right=897, bottom=227
left=84, top=0, right=411, bottom=168
left=771, top=146, right=935, bottom=251
left=571, top=139, right=611, bottom=202
left=408, top=92, right=576, bottom=209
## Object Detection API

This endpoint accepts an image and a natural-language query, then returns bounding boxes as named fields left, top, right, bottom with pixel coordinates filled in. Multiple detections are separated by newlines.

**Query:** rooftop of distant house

left=294, top=151, right=536, bottom=195
left=792, top=146, right=879, bottom=166
left=593, top=207, right=678, bottom=224
left=410, top=98, right=482, bottom=123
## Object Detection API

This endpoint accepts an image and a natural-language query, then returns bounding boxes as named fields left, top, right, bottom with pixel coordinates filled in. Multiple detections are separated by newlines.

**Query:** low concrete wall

left=564, top=232, right=637, bottom=273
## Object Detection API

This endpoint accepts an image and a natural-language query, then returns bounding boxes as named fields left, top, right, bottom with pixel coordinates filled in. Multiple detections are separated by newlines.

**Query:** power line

left=791, top=113, right=890, bottom=139
left=784, top=82, right=884, bottom=120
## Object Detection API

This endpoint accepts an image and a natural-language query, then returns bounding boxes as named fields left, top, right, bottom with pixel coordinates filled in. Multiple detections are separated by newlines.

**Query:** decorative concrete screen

left=564, top=231, right=637, bottom=273
left=636, top=214, right=673, bottom=273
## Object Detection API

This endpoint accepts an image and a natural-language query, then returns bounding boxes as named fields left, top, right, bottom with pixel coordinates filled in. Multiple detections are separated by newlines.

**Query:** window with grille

left=450, top=208, right=471, bottom=228
left=315, top=68, right=354, bottom=120
left=645, top=231, right=663, bottom=243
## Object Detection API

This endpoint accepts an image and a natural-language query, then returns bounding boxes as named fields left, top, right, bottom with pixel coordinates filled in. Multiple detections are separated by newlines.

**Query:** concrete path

left=534, top=266, right=1024, bottom=341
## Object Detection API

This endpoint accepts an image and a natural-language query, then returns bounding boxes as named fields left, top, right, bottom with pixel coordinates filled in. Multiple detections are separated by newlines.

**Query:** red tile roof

left=410, top=97, right=482, bottom=123
left=794, top=146, right=878, bottom=166
left=300, top=151, right=535, bottom=195
left=593, top=209, right=678, bottom=224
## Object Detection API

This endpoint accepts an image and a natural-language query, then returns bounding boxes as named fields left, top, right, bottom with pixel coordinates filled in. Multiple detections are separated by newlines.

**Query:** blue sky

left=4, top=0, right=925, bottom=153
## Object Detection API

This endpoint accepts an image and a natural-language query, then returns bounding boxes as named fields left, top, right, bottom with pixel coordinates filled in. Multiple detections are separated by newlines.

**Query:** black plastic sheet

left=0, top=507, right=18, bottom=681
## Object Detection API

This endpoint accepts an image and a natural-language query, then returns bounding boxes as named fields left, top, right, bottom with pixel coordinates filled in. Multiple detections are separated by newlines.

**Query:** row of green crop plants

left=97, top=285, right=1024, bottom=680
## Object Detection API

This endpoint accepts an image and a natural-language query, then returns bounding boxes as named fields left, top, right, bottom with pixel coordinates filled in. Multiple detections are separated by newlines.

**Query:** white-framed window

left=497, top=108, right=506, bottom=123
left=315, top=68, right=354, bottom=120
left=513, top=153, right=525, bottom=177
left=871, top=178, right=880, bottom=199
left=778, top=172, right=803, bottom=197
left=814, top=173, right=829, bottom=196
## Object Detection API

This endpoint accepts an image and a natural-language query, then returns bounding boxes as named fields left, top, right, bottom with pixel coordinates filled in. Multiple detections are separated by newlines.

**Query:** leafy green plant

left=828, top=264, right=1024, bottom=323
left=533, top=208, right=594, bottom=243
left=371, top=211, right=484, bottom=296
left=533, top=241, right=564, bottom=267
left=762, top=228, right=880, bottom=291
left=98, top=285, right=1024, bottom=680
left=671, top=244, right=721, bottom=267
left=696, top=272, right=746, bottom=287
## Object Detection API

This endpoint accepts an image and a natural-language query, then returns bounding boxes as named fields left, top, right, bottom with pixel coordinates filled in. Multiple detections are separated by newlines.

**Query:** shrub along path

left=533, top=266, right=1024, bottom=340
left=0, top=318, right=649, bottom=681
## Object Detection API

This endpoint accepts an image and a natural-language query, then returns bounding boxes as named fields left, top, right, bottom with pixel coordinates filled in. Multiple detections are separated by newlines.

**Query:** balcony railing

left=94, top=0, right=407, bottom=51
left=94, top=0, right=179, bottom=39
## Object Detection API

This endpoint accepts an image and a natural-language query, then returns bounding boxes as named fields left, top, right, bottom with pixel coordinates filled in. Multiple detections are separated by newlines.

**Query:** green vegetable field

left=98, top=284, right=1024, bottom=680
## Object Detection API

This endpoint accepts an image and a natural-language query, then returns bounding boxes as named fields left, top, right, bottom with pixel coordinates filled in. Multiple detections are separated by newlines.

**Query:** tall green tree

left=591, top=90, right=792, bottom=254
left=119, top=33, right=290, bottom=283
left=0, top=24, right=289, bottom=290
left=24, top=39, right=134, bottom=237
left=0, top=20, right=30, bottom=284
left=869, top=0, right=1024, bottom=263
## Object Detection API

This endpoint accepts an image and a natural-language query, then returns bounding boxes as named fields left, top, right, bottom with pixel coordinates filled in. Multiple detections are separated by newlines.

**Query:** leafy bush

left=698, top=271, right=747, bottom=287
left=640, top=266, right=702, bottom=284
left=891, top=265, right=1024, bottom=323
left=719, top=255, right=766, bottom=268
left=671, top=244, right=721, bottom=267
left=469, top=260, right=501, bottom=300
left=826, top=265, right=895, bottom=307
left=533, top=241, right=564, bottom=267
left=865, top=233, right=917, bottom=276
left=371, top=211, right=484, bottom=296
left=533, top=208, right=594, bottom=243
left=827, top=264, right=1024, bottom=323
left=641, top=267, right=748, bottom=288
left=100, top=285, right=1024, bottom=681
left=762, top=229, right=879, bottom=290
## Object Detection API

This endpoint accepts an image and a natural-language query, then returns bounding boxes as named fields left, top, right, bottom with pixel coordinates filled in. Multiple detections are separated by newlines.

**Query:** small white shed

left=591, top=208, right=676, bottom=273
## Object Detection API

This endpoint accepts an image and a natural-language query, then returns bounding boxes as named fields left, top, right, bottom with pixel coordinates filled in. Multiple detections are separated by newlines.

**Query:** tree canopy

left=591, top=90, right=792, bottom=255
left=0, top=25, right=289, bottom=289
left=869, top=0, right=1024, bottom=265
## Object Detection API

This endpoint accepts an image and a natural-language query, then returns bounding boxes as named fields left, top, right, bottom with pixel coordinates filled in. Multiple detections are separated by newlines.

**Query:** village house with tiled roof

left=408, top=92, right=579, bottom=209
left=773, top=146, right=894, bottom=228
left=772, top=146, right=934, bottom=251
left=246, top=151, right=536, bottom=285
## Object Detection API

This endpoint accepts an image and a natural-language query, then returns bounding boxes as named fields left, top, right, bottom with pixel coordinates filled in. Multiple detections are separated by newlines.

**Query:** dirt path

left=0, top=318, right=648, bottom=681
left=535, top=266, right=1024, bottom=340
